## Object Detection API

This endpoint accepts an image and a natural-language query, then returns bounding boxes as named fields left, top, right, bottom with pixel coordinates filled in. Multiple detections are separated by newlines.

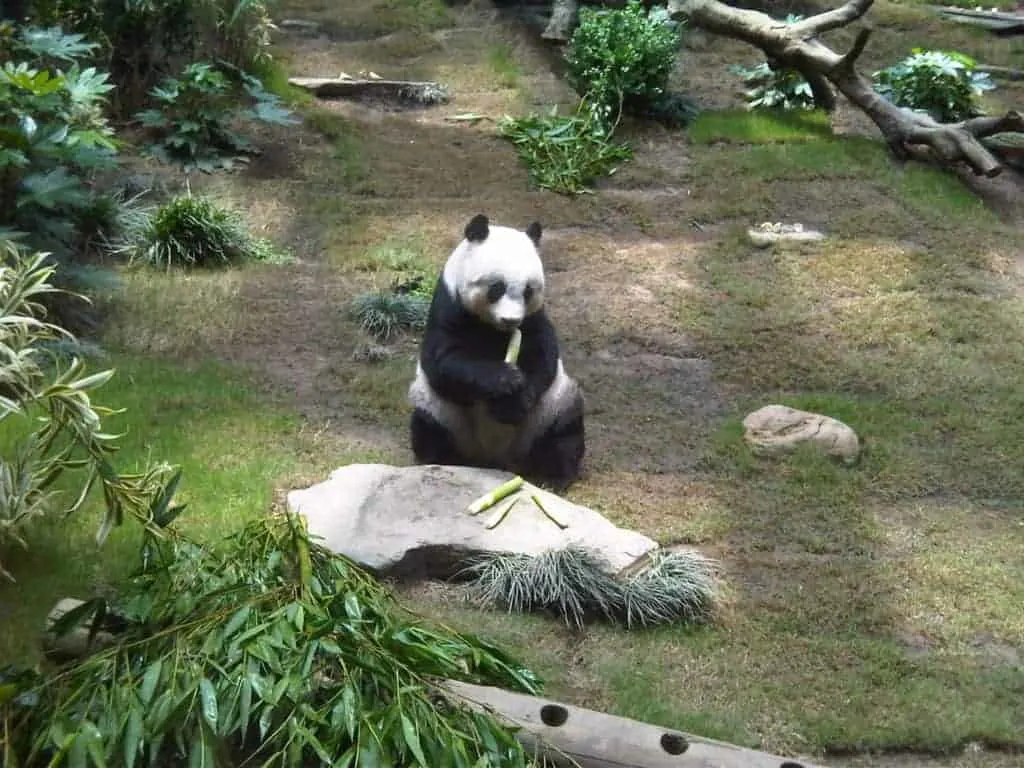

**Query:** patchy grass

left=0, top=353, right=369, bottom=664
left=487, top=42, right=522, bottom=89
left=286, top=0, right=454, bottom=39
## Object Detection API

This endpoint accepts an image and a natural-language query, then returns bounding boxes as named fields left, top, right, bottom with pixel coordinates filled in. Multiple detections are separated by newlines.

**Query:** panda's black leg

left=519, top=398, right=585, bottom=493
left=410, top=408, right=469, bottom=466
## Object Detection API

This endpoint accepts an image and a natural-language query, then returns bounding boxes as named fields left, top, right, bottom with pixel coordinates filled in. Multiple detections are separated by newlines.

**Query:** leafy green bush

left=126, top=194, right=292, bottom=269
left=496, top=101, right=633, bottom=195
left=136, top=60, right=299, bottom=172
left=2, top=513, right=541, bottom=767
left=732, top=61, right=815, bottom=111
left=564, top=0, right=683, bottom=125
left=873, top=49, right=996, bottom=123
left=730, top=15, right=815, bottom=112
left=0, top=238, right=180, bottom=580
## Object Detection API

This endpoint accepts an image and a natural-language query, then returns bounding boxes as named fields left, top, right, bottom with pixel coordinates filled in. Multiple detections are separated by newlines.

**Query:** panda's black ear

left=526, top=221, right=542, bottom=246
left=465, top=214, right=489, bottom=243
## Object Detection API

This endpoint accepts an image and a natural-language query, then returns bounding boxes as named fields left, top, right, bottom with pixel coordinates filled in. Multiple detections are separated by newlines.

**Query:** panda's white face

left=443, top=215, right=546, bottom=331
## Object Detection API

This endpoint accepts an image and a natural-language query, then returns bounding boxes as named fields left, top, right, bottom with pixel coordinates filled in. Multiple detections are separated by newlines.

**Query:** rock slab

left=746, top=222, right=825, bottom=248
left=286, top=464, right=659, bottom=580
left=742, top=404, right=860, bottom=463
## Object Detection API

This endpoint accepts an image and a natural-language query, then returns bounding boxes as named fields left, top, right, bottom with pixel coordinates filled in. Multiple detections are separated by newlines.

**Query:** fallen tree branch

left=976, top=64, right=1024, bottom=82
left=666, top=0, right=1022, bottom=177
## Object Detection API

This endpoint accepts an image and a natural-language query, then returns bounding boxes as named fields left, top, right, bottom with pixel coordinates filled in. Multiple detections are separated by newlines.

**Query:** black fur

left=465, top=213, right=490, bottom=243
left=419, top=275, right=557, bottom=414
left=411, top=275, right=585, bottom=491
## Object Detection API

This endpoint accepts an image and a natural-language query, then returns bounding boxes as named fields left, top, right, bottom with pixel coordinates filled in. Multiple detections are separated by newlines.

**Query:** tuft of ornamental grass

left=126, top=194, right=293, bottom=270
left=460, top=544, right=719, bottom=630
left=349, top=291, right=430, bottom=341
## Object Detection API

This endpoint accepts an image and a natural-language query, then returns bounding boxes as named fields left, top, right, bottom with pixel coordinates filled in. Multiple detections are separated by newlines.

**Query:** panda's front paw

left=487, top=392, right=531, bottom=425
left=491, top=364, right=526, bottom=397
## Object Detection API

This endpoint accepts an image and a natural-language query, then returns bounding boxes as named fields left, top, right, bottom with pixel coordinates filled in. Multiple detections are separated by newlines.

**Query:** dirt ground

left=118, top=1, right=1024, bottom=765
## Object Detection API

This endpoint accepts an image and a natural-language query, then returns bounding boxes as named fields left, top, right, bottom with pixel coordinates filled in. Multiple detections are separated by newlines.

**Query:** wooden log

left=975, top=63, right=1024, bottom=81
left=439, top=679, right=826, bottom=768
left=42, top=598, right=119, bottom=662
left=287, top=76, right=450, bottom=103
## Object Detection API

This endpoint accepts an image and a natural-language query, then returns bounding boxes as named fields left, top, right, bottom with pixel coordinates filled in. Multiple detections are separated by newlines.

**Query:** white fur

left=442, top=224, right=546, bottom=327
left=409, top=360, right=579, bottom=465
left=409, top=221, right=580, bottom=467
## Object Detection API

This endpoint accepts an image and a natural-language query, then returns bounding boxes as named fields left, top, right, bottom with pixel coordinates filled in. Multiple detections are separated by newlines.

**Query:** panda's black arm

left=421, top=333, right=520, bottom=404
left=516, top=311, right=559, bottom=398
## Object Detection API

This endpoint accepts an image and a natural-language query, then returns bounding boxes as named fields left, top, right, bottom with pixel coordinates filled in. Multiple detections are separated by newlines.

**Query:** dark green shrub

left=128, top=194, right=291, bottom=269
left=0, top=24, right=124, bottom=332
left=136, top=60, right=299, bottom=172
left=0, top=26, right=118, bottom=253
left=23, top=0, right=278, bottom=116
left=564, top=0, right=684, bottom=125
left=873, top=49, right=996, bottom=123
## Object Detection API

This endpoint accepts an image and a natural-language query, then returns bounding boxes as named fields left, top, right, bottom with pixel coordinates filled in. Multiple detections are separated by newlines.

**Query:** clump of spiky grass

left=618, top=548, right=719, bottom=628
left=460, top=544, right=719, bottom=630
left=350, top=291, right=429, bottom=341
left=127, top=194, right=292, bottom=270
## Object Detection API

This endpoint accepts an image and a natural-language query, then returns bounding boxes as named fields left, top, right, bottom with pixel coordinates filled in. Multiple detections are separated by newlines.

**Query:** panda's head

left=442, top=213, right=546, bottom=332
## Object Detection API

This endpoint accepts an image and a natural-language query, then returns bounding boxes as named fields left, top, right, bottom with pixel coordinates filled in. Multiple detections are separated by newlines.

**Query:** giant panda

left=407, top=213, right=585, bottom=492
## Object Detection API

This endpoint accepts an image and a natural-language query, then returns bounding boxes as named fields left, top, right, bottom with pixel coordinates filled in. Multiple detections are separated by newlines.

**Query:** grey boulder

left=286, top=464, right=658, bottom=580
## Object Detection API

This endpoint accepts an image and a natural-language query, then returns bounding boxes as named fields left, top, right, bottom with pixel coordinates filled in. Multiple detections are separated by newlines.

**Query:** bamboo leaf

left=198, top=678, right=218, bottom=731
left=401, top=713, right=429, bottom=766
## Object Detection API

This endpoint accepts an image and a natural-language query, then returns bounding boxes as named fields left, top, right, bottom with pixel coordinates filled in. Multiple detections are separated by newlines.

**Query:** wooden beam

left=439, top=679, right=827, bottom=768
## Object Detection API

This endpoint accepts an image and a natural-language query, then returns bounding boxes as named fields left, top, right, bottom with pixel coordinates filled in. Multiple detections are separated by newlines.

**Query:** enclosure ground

left=2, top=0, right=1024, bottom=765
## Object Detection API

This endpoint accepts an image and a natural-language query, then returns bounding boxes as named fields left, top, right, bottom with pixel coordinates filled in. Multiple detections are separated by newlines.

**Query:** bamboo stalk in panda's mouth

left=504, top=328, right=522, bottom=365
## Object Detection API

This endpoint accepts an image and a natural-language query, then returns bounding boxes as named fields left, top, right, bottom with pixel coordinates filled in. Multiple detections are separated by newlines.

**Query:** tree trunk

left=665, top=0, right=1023, bottom=177
left=542, top=0, right=580, bottom=40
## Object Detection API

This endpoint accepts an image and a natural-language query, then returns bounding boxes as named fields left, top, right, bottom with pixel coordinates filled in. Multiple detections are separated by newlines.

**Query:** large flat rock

left=286, top=464, right=658, bottom=580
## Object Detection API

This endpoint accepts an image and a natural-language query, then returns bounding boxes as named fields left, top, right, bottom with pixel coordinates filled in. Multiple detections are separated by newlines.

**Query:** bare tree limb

left=666, top=0, right=1020, bottom=177
left=789, top=0, right=873, bottom=37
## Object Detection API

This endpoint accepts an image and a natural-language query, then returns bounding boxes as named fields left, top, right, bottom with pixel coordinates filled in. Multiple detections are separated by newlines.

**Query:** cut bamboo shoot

left=467, top=475, right=524, bottom=515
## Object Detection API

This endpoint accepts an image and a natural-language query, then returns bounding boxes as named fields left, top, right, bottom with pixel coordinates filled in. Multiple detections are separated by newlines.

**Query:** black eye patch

left=486, top=280, right=506, bottom=303
left=523, top=285, right=535, bottom=303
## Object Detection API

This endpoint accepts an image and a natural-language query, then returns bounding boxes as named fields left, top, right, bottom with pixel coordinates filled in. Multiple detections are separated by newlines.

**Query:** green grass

left=487, top=42, right=521, bottom=89
left=0, top=353, right=374, bottom=664
left=687, top=108, right=834, bottom=144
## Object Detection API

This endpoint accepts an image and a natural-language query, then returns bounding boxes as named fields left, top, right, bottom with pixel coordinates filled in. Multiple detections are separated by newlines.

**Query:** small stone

left=742, top=404, right=860, bottom=463
left=747, top=222, right=825, bottom=248
left=351, top=343, right=393, bottom=363
left=278, top=18, right=321, bottom=32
